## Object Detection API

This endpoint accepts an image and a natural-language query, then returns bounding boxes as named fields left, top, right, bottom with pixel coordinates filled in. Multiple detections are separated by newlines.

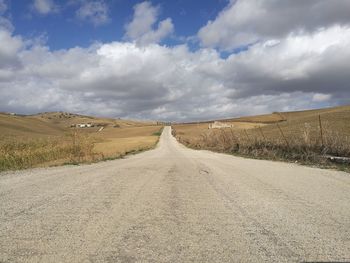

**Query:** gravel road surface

left=1, top=127, right=349, bottom=262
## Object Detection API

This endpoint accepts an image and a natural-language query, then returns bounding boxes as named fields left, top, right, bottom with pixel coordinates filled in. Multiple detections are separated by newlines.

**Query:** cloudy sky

left=0, top=0, right=349, bottom=121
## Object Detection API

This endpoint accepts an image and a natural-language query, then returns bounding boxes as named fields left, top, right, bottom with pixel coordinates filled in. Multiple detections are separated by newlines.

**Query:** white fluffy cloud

left=198, top=0, right=350, bottom=50
left=221, top=25, right=350, bottom=99
left=0, top=1, right=350, bottom=121
left=0, top=30, right=23, bottom=69
left=76, top=0, right=110, bottom=26
left=33, top=0, right=58, bottom=15
left=124, top=1, right=174, bottom=46
left=1, top=23, right=350, bottom=121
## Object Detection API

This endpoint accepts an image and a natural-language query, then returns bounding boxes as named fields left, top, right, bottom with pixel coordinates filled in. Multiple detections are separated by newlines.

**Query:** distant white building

left=75, top=123, right=93, bottom=128
left=209, top=121, right=233, bottom=129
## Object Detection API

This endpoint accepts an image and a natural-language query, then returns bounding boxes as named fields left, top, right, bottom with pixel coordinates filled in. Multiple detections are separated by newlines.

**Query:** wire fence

left=174, top=115, right=350, bottom=164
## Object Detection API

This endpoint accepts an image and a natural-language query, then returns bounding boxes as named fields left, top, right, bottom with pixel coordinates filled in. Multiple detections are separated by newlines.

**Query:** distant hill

left=0, top=111, right=155, bottom=138
left=173, top=105, right=350, bottom=143
left=258, top=105, right=350, bottom=138
left=221, top=105, right=350, bottom=125
left=213, top=105, right=350, bottom=138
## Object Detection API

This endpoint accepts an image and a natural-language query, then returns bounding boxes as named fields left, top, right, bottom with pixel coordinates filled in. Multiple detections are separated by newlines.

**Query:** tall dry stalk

left=277, top=124, right=290, bottom=148
left=174, top=115, right=350, bottom=167
left=319, top=115, right=324, bottom=147
left=303, top=123, right=311, bottom=146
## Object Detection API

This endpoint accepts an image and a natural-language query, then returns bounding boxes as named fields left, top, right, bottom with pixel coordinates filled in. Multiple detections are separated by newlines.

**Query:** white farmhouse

left=76, top=123, right=93, bottom=128
left=209, top=121, right=233, bottom=129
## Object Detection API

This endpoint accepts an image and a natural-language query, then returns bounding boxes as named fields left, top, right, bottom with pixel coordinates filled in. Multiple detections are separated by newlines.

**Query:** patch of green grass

left=152, top=131, right=162, bottom=136
left=152, top=127, right=164, bottom=136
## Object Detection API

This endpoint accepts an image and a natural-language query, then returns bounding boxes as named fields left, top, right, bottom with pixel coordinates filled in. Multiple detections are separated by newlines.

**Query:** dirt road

left=1, top=127, right=349, bottom=262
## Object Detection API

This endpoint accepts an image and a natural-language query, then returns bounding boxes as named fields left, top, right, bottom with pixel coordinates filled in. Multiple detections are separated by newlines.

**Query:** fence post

left=277, top=124, right=289, bottom=148
left=319, top=115, right=324, bottom=147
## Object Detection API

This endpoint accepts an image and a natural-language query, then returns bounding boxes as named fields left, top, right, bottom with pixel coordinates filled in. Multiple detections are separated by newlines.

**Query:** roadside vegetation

left=0, top=126, right=163, bottom=172
left=0, top=112, right=163, bottom=172
left=173, top=106, right=350, bottom=172
left=152, top=130, right=163, bottom=136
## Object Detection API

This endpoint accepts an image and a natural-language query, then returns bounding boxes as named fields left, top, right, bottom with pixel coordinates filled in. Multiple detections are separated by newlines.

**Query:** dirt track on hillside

left=0, top=127, right=349, bottom=262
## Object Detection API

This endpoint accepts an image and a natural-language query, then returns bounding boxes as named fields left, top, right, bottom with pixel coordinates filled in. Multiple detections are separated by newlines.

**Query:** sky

left=0, top=0, right=350, bottom=121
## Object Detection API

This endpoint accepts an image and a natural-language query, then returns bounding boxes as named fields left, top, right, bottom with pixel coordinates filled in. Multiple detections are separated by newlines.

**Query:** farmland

left=0, top=112, right=163, bottom=171
left=172, top=105, right=350, bottom=171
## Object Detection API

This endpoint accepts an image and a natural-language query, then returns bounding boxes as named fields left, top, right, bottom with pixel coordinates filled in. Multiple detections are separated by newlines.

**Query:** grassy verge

left=172, top=125, right=350, bottom=173
left=152, top=126, right=164, bottom=137
left=0, top=126, right=164, bottom=172
left=0, top=132, right=97, bottom=172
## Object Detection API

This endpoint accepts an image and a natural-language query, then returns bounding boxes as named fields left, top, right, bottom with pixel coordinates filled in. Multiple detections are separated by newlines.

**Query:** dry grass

left=173, top=105, right=350, bottom=171
left=0, top=132, right=98, bottom=171
left=93, top=126, right=163, bottom=159
left=222, top=112, right=286, bottom=123
left=0, top=112, right=163, bottom=171
left=0, top=111, right=156, bottom=138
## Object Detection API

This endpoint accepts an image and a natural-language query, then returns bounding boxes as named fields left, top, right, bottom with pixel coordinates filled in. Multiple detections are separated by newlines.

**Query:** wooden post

left=277, top=124, right=289, bottom=148
left=319, top=115, right=324, bottom=147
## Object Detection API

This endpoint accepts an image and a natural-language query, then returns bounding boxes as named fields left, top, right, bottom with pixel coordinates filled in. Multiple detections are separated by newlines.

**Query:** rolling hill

left=0, top=111, right=155, bottom=138
left=172, top=105, right=350, bottom=169
left=220, top=105, right=350, bottom=126
left=0, top=112, right=162, bottom=171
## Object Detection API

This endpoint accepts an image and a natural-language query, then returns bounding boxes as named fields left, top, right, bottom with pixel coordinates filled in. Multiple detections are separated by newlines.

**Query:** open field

left=0, top=112, right=163, bottom=171
left=93, top=126, right=163, bottom=158
left=173, top=105, right=350, bottom=171
left=0, top=111, right=156, bottom=138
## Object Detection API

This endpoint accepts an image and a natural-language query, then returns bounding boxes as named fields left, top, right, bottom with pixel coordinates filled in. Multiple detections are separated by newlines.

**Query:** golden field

left=173, top=105, right=350, bottom=170
left=0, top=112, right=163, bottom=171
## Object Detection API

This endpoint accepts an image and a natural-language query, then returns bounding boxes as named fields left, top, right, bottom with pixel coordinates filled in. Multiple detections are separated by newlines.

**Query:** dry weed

left=173, top=119, right=350, bottom=167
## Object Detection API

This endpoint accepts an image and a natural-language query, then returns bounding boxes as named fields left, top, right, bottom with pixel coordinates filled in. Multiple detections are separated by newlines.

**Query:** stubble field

left=0, top=112, right=163, bottom=171
left=172, top=105, right=350, bottom=171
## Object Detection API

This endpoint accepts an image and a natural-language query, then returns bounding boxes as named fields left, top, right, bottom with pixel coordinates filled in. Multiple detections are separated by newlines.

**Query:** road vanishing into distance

left=1, top=127, right=349, bottom=262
